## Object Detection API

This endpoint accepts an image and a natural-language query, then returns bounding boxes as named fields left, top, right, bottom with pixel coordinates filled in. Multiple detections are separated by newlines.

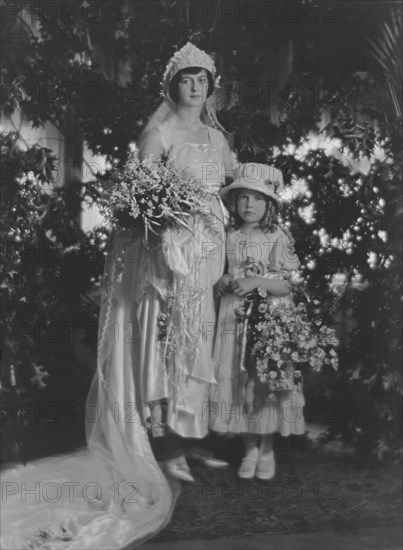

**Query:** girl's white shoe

left=256, top=451, right=276, bottom=480
left=237, top=456, right=258, bottom=479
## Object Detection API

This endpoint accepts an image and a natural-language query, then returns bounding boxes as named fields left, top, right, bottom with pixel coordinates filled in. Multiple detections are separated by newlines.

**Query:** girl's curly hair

left=228, top=189, right=279, bottom=233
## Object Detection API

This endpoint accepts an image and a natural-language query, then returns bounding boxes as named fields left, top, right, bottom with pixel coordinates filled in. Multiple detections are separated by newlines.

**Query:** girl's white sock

left=243, top=434, right=258, bottom=459
left=259, top=434, right=274, bottom=457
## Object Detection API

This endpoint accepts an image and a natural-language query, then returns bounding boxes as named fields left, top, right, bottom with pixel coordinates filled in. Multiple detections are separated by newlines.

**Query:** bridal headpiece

left=137, top=42, right=232, bottom=149
left=162, top=42, right=216, bottom=96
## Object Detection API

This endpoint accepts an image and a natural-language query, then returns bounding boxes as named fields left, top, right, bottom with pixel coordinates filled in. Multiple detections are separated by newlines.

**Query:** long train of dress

left=1, top=118, right=232, bottom=549
left=1, top=227, right=179, bottom=549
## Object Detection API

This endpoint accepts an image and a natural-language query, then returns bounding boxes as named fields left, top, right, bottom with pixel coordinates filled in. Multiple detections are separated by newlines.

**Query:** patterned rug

left=152, top=435, right=401, bottom=542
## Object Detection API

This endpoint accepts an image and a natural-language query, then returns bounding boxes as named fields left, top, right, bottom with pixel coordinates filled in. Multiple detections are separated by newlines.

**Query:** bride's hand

left=217, top=274, right=233, bottom=296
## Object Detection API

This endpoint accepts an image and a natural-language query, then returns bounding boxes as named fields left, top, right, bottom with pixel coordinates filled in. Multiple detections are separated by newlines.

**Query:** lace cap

left=162, top=42, right=216, bottom=97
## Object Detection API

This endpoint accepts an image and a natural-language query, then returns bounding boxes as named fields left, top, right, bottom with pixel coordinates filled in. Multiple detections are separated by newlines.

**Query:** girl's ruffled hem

left=209, top=380, right=305, bottom=436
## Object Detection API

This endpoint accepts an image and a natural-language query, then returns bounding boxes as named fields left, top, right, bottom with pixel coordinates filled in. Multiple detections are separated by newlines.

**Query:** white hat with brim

left=221, top=163, right=284, bottom=210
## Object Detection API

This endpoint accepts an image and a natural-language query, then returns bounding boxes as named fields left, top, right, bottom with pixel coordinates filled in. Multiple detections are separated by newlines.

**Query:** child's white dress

left=209, top=226, right=306, bottom=436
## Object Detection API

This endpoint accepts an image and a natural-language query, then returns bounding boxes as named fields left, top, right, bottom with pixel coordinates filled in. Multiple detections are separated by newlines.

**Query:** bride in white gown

left=1, top=43, right=234, bottom=549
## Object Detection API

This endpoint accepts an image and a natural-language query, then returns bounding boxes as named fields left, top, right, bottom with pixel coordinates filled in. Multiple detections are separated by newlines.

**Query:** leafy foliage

left=1, top=132, right=106, bottom=463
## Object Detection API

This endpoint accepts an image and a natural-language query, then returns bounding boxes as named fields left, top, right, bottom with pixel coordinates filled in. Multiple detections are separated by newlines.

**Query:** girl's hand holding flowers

left=231, top=277, right=291, bottom=297
left=231, top=277, right=261, bottom=296
left=262, top=278, right=291, bottom=297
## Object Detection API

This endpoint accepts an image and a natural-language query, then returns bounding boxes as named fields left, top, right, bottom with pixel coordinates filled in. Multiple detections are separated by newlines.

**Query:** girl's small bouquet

left=234, top=283, right=339, bottom=393
left=95, top=151, right=213, bottom=238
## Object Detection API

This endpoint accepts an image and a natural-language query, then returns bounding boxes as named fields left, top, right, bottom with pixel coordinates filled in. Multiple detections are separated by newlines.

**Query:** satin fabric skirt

left=95, top=194, right=225, bottom=440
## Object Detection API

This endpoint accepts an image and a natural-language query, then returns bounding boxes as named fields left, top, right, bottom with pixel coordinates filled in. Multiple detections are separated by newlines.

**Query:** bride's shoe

left=199, top=456, right=229, bottom=469
left=163, top=458, right=195, bottom=483
left=187, top=450, right=229, bottom=469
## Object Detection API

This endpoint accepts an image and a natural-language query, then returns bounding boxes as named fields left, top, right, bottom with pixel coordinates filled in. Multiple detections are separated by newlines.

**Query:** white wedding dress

left=0, top=116, right=233, bottom=549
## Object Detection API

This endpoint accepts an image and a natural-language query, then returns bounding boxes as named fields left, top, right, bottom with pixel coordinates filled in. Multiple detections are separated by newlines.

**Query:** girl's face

left=236, top=189, right=267, bottom=225
left=176, top=69, right=209, bottom=108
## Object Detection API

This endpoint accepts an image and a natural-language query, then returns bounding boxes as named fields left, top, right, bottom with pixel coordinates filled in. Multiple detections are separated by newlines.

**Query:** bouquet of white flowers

left=234, top=287, right=339, bottom=393
left=96, top=151, right=213, bottom=238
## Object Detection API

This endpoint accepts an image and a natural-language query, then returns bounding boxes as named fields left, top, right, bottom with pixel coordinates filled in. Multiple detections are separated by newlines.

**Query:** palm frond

left=366, top=6, right=402, bottom=118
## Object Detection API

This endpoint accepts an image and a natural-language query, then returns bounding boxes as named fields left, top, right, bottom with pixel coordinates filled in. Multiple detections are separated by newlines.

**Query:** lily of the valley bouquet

left=96, top=151, right=212, bottom=237
left=234, top=279, right=339, bottom=393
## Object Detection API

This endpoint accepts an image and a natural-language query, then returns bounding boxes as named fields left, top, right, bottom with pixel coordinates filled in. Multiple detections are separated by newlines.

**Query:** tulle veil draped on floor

left=1, top=221, right=180, bottom=549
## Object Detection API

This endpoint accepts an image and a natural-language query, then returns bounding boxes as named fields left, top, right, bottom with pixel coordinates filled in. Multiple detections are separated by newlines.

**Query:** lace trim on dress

left=157, top=120, right=226, bottom=160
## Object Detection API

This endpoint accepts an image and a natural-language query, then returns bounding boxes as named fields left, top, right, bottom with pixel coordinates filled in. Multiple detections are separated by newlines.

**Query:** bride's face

left=176, top=69, right=209, bottom=108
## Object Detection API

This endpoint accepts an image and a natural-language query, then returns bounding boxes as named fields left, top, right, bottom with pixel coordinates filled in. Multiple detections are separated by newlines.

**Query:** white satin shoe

left=187, top=451, right=229, bottom=469
left=163, top=458, right=195, bottom=483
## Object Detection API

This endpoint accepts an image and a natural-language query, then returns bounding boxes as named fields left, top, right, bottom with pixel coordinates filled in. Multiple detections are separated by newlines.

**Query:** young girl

left=209, top=163, right=305, bottom=480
